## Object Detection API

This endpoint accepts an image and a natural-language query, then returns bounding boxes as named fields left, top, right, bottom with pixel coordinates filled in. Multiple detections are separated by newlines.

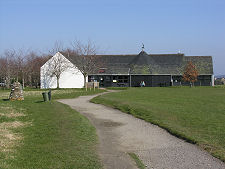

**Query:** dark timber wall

left=172, top=75, right=212, bottom=86
left=89, top=75, right=212, bottom=87
left=131, top=75, right=171, bottom=87
left=89, top=75, right=171, bottom=87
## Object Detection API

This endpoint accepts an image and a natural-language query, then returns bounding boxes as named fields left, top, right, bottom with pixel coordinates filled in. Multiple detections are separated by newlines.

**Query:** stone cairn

left=9, top=82, right=24, bottom=101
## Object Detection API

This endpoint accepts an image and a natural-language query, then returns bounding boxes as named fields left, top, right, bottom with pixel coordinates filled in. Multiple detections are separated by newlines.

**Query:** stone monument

left=9, top=82, right=24, bottom=101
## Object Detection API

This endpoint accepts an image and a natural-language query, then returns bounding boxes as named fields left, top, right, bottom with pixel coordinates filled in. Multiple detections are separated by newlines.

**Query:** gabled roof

left=184, top=56, right=213, bottom=74
left=130, top=51, right=151, bottom=65
left=60, top=51, right=213, bottom=75
left=60, top=52, right=76, bottom=65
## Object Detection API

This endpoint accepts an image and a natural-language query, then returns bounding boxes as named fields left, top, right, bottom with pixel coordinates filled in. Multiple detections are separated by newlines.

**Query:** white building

left=40, top=52, right=84, bottom=89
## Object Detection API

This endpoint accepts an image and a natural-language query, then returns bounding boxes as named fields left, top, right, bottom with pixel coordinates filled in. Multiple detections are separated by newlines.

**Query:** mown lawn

left=92, top=86, right=225, bottom=162
left=0, top=88, right=104, bottom=169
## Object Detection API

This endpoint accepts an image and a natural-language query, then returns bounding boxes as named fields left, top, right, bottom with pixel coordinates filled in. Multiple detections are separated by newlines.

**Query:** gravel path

left=58, top=92, right=225, bottom=169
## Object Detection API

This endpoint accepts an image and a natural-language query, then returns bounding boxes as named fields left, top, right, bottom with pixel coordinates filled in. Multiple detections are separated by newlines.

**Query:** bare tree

left=48, top=41, right=64, bottom=55
left=25, top=51, right=50, bottom=88
left=43, top=41, right=68, bottom=88
left=0, top=57, right=7, bottom=86
left=0, top=48, right=52, bottom=88
left=68, top=40, right=103, bottom=87
left=0, top=49, right=17, bottom=88
left=0, top=40, right=103, bottom=89
left=45, top=53, right=73, bottom=88
left=14, top=49, right=27, bottom=88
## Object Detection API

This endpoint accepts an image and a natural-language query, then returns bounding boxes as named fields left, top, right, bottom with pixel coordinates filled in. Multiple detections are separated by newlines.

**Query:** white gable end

left=40, top=52, right=84, bottom=89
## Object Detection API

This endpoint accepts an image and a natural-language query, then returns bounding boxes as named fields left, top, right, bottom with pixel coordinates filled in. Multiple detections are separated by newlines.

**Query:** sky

left=0, top=0, right=225, bottom=75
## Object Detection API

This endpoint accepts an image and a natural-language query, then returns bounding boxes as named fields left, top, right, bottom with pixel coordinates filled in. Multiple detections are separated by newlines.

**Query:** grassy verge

left=91, top=87, right=225, bottom=162
left=106, top=87, right=129, bottom=90
left=128, top=153, right=146, bottom=169
left=0, top=89, right=104, bottom=169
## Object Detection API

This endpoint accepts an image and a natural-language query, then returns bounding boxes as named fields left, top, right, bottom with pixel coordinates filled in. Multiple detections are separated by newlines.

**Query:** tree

left=0, top=49, right=17, bottom=88
left=0, top=48, right=51, bottom=88
left=14, top=49, right=26, bottom=88
left=48, top=41, right=64, bottom=55
left=25, top=51, right=49, bottom=88
left=41, top=41, right=72, bottom=89
left=45, top=52, right=73, bottom=88
left=183, top=61, right=198, bottom=87
left=0, top=57, right=7, bottom=85
left=68, top=40, right=103, bottom=87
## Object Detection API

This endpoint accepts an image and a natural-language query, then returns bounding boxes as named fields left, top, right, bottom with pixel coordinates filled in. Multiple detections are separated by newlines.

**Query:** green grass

left=91, top=87, right=225, bottom=162
left=128, top=153, right=146, bottom=169
left=106, top=87, right=129, bottom=90
left=0, top=88, right=104, bottom=169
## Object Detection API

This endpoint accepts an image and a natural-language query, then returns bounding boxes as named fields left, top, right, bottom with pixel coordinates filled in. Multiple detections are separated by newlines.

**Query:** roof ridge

left=185, top=56, right=212, bottom=57
left=149, top=54, right=184, bottom=56
left=96, top=54, right=137, bottom=56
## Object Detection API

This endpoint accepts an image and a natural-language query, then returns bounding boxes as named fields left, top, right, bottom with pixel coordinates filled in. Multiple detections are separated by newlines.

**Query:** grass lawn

left=91, top=86, right=225, bottom=162
left=0, top=88, right=104, bottom=169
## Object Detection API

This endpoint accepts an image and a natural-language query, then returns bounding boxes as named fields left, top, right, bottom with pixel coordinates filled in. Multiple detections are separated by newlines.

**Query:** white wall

left=40, top=52, right=84, bottom=89
left=211, top=75, right=214, bottom=86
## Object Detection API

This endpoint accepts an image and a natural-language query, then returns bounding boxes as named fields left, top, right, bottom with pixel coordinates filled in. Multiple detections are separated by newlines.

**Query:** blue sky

left=0, top=0, right=225, bottom=75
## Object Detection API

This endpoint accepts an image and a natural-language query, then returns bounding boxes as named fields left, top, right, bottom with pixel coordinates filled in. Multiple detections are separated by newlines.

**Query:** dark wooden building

left=88, top=50, right=214, bottom=87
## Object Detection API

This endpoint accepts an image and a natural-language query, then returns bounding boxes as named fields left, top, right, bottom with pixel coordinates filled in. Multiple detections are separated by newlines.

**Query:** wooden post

left=86, top=82, right=99, bottom=91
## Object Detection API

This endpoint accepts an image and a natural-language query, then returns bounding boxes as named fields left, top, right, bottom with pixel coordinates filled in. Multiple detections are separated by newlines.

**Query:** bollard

left=42, top=92, right=48, bottom=102
left=48, top=89, right=52, bottom=101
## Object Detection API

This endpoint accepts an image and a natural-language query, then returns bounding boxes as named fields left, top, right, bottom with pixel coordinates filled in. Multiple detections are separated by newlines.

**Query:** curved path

left=58, top=92, right=225, bottom=169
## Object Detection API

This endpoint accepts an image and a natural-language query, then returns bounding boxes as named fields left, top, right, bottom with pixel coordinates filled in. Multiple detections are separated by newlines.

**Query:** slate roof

left=61, top=51, right=213, bottom=75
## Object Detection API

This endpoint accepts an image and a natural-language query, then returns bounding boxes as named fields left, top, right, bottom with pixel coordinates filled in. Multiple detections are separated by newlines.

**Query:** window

left=106, top=76, right=111, bottom=81
left=117, top=76, right=128, bottom=83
